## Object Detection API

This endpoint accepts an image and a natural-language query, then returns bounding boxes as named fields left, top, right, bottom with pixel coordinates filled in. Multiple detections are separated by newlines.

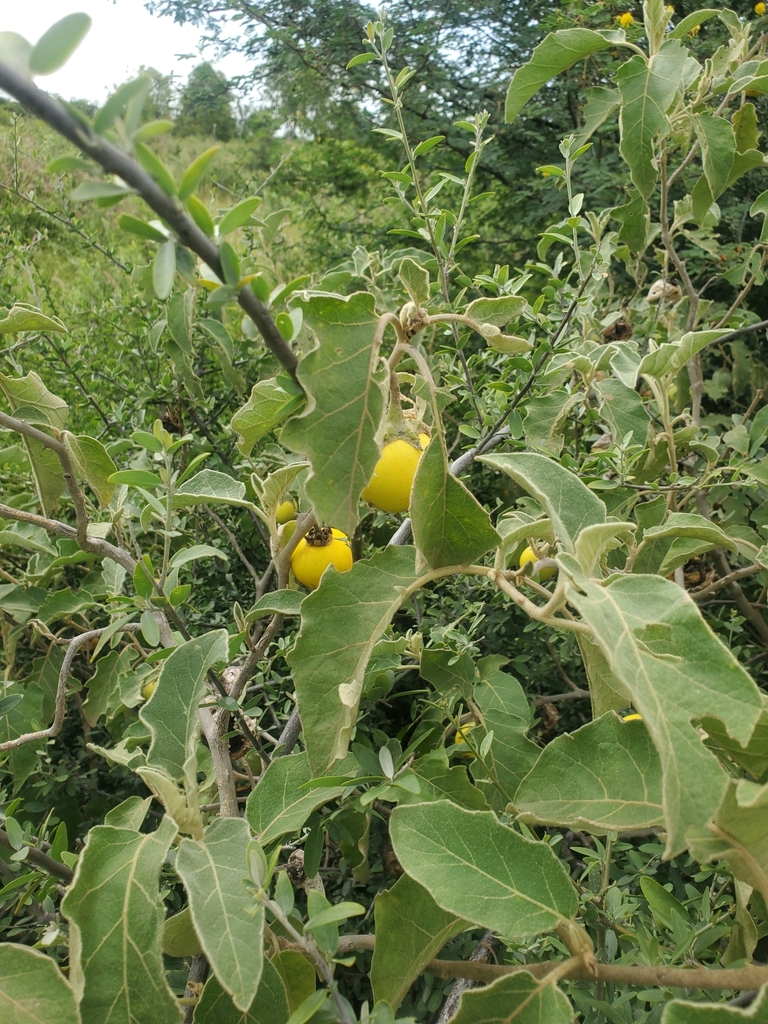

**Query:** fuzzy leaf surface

left=61, top=816, right=181, bottom=1024
left=176, top=818, right=264, bottom=1012
left=371, top=874, right=467, bottom=1011
left=514, top=712, right=664, bottom=832
left=0, top=944, right=80, bottom=1024
left=281, top=292, right=387, bottom=535
left=389, top=801, right=577, bottom=939
left=411, top=437, right=499, bottom=569
left=287, top=546, right=418, bottom=774
left=565, top=573, right=762, bottom=856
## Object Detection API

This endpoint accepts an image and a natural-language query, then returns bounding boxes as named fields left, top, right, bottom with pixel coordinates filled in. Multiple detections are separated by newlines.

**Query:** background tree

left=176, top=61, right=237, bottom=139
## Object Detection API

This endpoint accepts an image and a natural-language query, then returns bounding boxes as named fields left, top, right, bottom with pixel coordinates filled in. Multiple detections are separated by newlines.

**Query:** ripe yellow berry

left=290, top=526, right=353, bottom=589
left=276, top=498, right=297, bottom=524
left=622, top=713, right=643, bottom=722
left=453, top=722, right=477, bottom=759
left=361, top=433, right=430, bottom=513
left=518, top=544, right=557, bottom=582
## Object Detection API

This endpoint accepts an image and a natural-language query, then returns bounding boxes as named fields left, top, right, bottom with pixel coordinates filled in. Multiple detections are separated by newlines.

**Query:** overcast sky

left=2, top=0, right=252, bottom=103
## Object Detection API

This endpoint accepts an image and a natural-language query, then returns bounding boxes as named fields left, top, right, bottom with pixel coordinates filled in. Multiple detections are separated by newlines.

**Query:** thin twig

left=0, top=828, right=74, bottom=884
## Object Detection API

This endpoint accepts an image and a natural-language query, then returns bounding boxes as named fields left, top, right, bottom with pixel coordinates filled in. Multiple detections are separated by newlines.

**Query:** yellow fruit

left=290, top=526, right=353, bottom=589
left=622, top=713, right=643, bottom=722
left=276, top=498, right=297, bottom=524
left=361, top=433, right=430, bottom=513
left=519, top=544, right=556, bottom=582
left=141, top=679, right=157, bottom=701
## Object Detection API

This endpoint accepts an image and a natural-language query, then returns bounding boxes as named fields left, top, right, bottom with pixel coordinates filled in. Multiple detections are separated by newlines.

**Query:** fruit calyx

left=305, top=525, right=334, bottom=547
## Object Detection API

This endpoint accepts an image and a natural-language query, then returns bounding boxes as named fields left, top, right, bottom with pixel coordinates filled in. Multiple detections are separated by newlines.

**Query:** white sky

left=1, top=0, right=253, bottom=103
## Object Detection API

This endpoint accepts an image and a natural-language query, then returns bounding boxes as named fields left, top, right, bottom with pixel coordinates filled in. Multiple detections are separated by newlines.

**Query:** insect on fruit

left=290, top=525, right=353, bottom=589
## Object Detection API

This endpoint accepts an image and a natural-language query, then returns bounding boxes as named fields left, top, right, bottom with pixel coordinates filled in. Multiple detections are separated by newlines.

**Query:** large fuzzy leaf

left=281, top=292, right=388, bottom=535
left=287, top=546, right=418, bottom=774
left=514, top=712, right=664, bottom=833
left=176, top=818, right=264, bottom=1012
left=389, top=800, right=577, bottom=939
left=62, top=817, right=181, bottom=1024
left=564, top=570, right=762, bottom=856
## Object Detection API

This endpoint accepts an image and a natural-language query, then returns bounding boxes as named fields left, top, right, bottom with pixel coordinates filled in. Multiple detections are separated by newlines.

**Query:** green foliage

left=4, top=3, right=768, bottom=1022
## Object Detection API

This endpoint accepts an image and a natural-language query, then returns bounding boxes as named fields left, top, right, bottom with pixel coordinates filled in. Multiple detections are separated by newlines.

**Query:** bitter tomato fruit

left=276, top=498, right=297, bottom=524
left=290, top=525, right=353, bottom=589
left=361, top=432, right=430, bottom=513
left=519, top=544, right=556, bottom=581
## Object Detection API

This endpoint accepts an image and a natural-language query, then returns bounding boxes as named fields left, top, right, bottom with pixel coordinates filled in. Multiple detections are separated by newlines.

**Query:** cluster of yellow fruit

left=288, top=433, right=430, bottom=589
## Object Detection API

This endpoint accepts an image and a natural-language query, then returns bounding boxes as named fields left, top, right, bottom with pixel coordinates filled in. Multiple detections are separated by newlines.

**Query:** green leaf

left=245, top=751, right=353, bottom=845
left=245, top=589, right=303, bottom=624
left=668, top=10, right=721, bottom=39
left=62, top=433, right=117, bottom=507
left=638, top=329, right=732, bottom=380
left=194, top=960, right=289, bottom=1024
left=218, top=197, right=263, bottom=235
left=411, top=436, right=499, bottom=570
left=564, top=572, right=763, bottom=856
left=271, top=951, right=316, bottom=1014
left=413, top=135, right=445, bottom=157
left=0, top=943, right=81, bottom=1023
left=479, top=452, right=605, bottom=554
left=169, top=544, right=228, bottom=569
left=176, top=818, right=263, bottom=1012
left=230, top=378, right=306, bottom=457
left=280, top=292, right=388, bottom=536
left=287, top=546, right=418, bottom=774
left=0, top=370, right=68, bottom=428
left=450, top=971, right=573, bottom=1024
left=105, top=796, right=152, bottom=831
left=694, top=114, right=735, bottom=199
left=163, top=907, right=202, bottom=957
left=472, top=665, right=541, bottom=809
left=0, top=371, right=68, bottom=515
left=305, top=901, right=365, bottom=931
left=118, top=215, right=168, bottom=242
left=29, top=13, right=91, bottom=75
left=347, top=52, right=379, bottom=69
left=108, top=470, right=162, bottom=488
left=153, top=240, right=176, bottom=300
left=371, top=874, right=467, bottom=1011
left=140, top=630, right=228, bottom=783
left=397, top=748, right=487, bottom=810
left=81, top=648, right=142, bottom=726
left=514, top=712, right=664, bottom=832
left=187, top=194, right=215, bottom=236
left=173, top=469, right=247, bottom=508
left=61, top=817, right=182, bottom=1024
left=218, top=242, right=241, bottom=286
left=616, top=41, right=696, bottom=199
left=178, top=146, right=219, bottom=201
left=0, top=682, right=44, bottom=791
left=0, top=32, right=33, bottom=80
left=132, top=119, right=174, bottom=143
left=399, top=257, right=430, bottom=306
left=0, top=304, right=66, bottom=334
left=506, top=29, right=613, bottom=122
left=611, top=190, right=650, bottom=253
left=594, top=378, right=650, bottom=444
left=662, top=985, right=768, bottom=1022
left=134, top=142, right=177, bottom=196
left=464, top=295, right=526, bottom=327
left=572, top=86, right=620, bottom=148
left=389, top=801, right=578, bottom=938
left=70, top=181, right=133, bottom=202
